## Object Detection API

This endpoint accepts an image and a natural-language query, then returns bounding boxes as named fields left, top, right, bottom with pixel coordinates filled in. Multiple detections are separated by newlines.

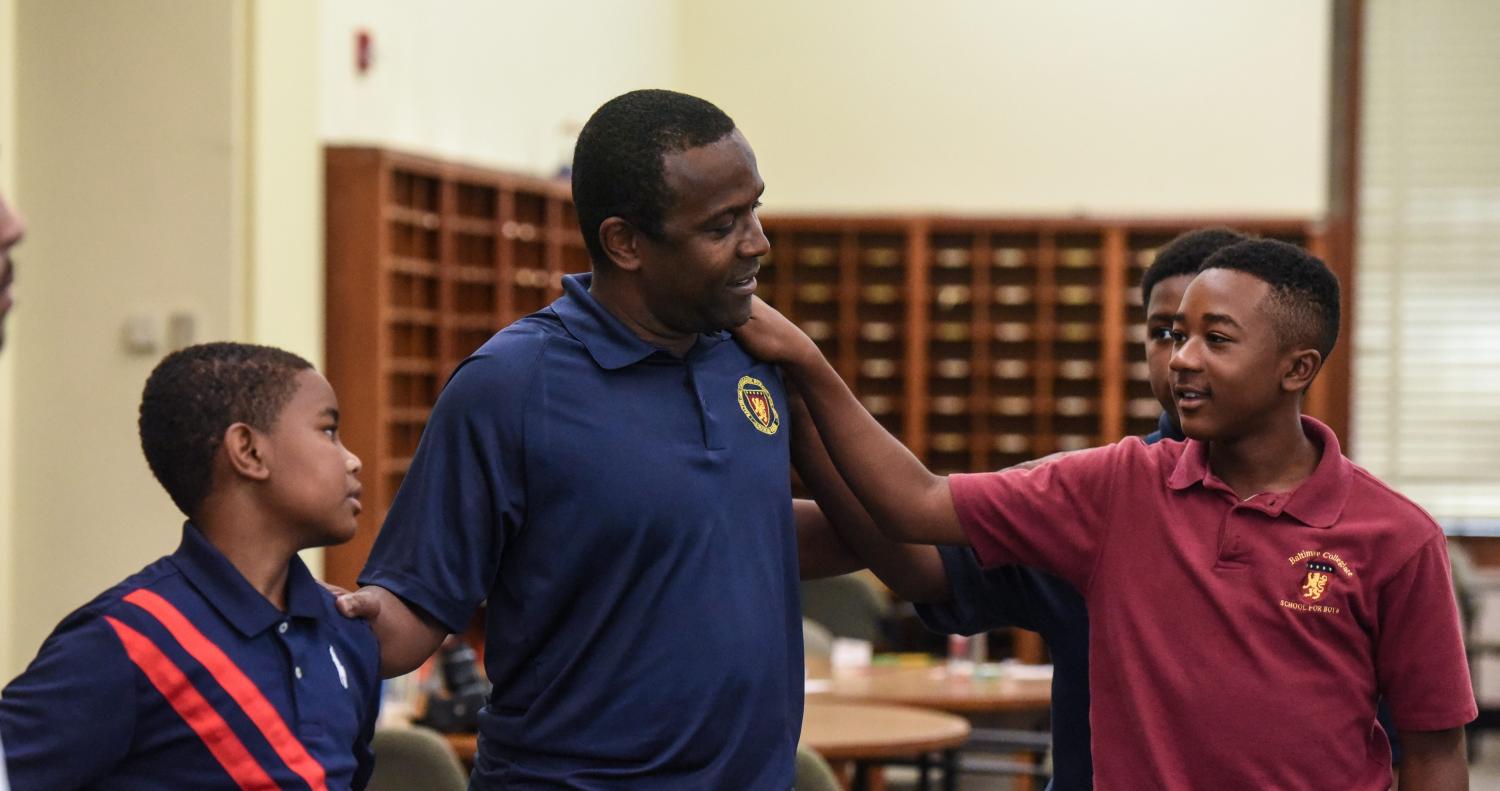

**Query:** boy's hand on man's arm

left=335, top=585, right=448, bottom=679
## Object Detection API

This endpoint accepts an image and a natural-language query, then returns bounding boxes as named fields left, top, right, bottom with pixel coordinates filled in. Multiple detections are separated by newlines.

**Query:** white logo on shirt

left=329, top=645, right=349, bottom=689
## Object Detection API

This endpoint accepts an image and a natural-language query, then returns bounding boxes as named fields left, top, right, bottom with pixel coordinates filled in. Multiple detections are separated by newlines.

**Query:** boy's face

left=1169, top=269, right=1293, bottom=441
left=262, top=369, right=363, bottom=547
left=1144, top=273, right=1194, bottom=426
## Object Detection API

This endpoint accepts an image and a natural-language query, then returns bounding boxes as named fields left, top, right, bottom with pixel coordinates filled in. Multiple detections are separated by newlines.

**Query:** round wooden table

left=801, top=698, right=970, bottom=760
left=809, top=662, right=1052, bottom=714
left=444, top=699, right=970, bottom=790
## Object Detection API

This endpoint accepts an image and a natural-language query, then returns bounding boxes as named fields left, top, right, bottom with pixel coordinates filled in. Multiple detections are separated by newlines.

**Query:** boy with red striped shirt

left=0, top=343, right=380, bottom=790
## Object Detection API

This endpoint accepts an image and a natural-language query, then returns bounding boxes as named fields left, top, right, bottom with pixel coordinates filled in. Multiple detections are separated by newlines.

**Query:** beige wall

left=679, top=0, right=1330, bottom=215
left=7, top=0, right=246, bottom=677
left=2, top=0, right=322, bottom=678
left=319, top=0, right=682, bottom=173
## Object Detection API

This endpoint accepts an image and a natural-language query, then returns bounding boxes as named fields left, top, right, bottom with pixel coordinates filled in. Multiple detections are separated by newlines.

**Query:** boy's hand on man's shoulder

left=732, top=296, right=817, bottom=368
left=330, top=585, right=384, bottom=621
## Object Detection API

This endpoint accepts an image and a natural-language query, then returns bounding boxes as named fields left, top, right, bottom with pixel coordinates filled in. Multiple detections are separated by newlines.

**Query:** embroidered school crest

left=737, top=375, right=780, bottom=435
left=1300, top=560, right=1337, bottom=602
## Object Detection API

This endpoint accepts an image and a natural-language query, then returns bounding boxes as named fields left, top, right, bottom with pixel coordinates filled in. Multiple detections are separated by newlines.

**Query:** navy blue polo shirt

left=916, top=414, right=1184, bottom=791
left=360, top=273, right=802, bottom=789
left=0, top=523, right=381, bottom=790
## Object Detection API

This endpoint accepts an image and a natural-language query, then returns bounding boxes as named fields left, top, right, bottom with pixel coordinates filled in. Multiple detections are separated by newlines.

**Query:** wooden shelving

left=323, top=146, right=1341, bottom=589
left=323, top=147, right=588, bottom=589
left=760, top=217, right=1334, bottom=475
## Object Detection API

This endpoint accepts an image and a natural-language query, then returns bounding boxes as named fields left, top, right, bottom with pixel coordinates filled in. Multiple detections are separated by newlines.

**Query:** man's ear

left=1282, top=347, right=1324, bottom=393
left=599, top=217, right=644, bottom=273
left=222, top=423, right=271, bottom=482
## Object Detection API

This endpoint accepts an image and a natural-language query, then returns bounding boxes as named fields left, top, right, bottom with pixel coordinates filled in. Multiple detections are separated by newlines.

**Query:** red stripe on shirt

left=104, top=616, right=280, bottom=791
left=124, top=588, right=329, bottom=791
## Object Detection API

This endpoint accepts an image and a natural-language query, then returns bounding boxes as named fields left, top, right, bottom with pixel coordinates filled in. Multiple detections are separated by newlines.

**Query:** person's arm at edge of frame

left=1395, top=727, right=1467, bottom=790
left=787, top=384, right=949, bottom=602
left=734, top=297, right=964, bottom=546
left=336, top=585, right=448, bottom=679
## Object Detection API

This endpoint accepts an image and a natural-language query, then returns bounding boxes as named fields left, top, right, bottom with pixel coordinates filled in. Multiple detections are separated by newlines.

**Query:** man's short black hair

left=571, top=89, right=737, bottom=268
left=1200, top=239, right=1341, bottom=359
left=139, top=342, right=313, bottom=517
left=1141, top=227, right=1247, bottom=306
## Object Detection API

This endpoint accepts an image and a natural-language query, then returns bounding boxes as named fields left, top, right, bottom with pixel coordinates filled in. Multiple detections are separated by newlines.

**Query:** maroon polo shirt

left=952, top=417, right=1475, bottom=790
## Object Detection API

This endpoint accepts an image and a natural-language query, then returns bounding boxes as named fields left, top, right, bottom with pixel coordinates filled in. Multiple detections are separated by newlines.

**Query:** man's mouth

left=728, top=269, right=759, bottom=294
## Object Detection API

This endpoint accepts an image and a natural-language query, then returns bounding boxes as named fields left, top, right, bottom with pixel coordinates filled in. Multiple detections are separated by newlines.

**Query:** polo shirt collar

left=171, top=522, right=326, bottom=637
left=1166, top=416, right=1350, bottom=528
left=553, top=273, right=729, bottom=370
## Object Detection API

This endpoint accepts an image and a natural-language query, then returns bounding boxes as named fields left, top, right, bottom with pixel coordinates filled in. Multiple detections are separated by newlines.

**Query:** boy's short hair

left=138, top=342, right=313, bottom=517
left=1141, top=227, right=1247, bottom=306
left=572, top=89, right=737, bottom=268
left=1199, top=239, right=1341, bottom=359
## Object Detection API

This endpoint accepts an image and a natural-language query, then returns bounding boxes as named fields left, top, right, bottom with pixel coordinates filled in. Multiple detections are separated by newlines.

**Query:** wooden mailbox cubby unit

left=323, top=146, right=1338, bottom=590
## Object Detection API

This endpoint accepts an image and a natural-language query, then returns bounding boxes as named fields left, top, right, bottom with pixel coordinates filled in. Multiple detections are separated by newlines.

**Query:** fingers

left=336, top=588, right=383, bottom=620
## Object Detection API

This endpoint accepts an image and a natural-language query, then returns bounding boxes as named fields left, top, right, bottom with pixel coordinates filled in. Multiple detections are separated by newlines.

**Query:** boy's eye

left=323, top=426, right=339, bottom=439
left=1207, top=333, right=1230, bottom=344
left=1148, top=326, right=1173, bottom=341
left=1170, top=330, right=1187, bottom=344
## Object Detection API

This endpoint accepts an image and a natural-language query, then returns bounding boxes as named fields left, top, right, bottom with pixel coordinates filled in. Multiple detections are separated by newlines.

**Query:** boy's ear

left=1281, top=347, right=1324, bottom=393
left=598, top=216, right=643, bottom=273
left=222, top=422, right=271, bottom=482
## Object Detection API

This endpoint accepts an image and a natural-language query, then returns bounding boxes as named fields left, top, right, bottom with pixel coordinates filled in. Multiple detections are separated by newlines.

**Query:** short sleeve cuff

left=949, top=472, right=1010, bottom=568
left=357, top=567, right=472, bottom=635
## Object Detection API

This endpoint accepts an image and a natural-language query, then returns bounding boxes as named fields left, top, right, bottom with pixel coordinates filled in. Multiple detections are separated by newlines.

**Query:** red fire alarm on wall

left=356, top=29, right=373, bottom=75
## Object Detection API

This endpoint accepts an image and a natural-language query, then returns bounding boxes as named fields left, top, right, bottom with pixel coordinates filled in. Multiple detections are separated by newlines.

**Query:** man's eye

left=1148, top=326, right=1173, bottom=341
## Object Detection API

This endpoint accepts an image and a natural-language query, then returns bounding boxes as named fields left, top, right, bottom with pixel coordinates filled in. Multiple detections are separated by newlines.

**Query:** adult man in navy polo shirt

left=340, top=90, right=846, bottom=788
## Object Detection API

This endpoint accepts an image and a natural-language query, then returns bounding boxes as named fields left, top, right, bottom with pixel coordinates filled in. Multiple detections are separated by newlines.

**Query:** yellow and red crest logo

left=737, top=375, right=780, bottom=435
left=1301, top=560, right=1336, bottom=601
left=1280, top=550, right=1355, bottom=616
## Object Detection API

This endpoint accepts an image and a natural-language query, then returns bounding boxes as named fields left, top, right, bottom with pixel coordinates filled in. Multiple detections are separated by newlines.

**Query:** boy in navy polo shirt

left=0, top=343, right=380, bottom=790
left=739, top=241, right=1474, bottom=789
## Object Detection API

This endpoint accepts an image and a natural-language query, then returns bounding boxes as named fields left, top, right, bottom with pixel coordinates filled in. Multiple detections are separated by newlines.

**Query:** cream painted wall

left=319, top=0, right=682, bottom=174
left=7, top=0, right=246, bottom=677
left=250, top=1, right=322, bottom=366
left=677, top=0, right=1330, bottom=215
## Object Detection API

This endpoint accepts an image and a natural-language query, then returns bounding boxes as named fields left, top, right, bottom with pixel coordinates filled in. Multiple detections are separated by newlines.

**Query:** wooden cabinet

left=323, top=147, right=588, bottom=588
left=323, top=146, right=1339, bottom=588
left=761, top=217, right=1333, bottom=475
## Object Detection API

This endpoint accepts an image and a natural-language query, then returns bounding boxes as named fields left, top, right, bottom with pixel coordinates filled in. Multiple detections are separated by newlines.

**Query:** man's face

left=1145, top=274, right=1194, bottom=426
left=1169, top=269, right=1291, bottom=441
left=634, top=129, right=769, bottom=335
left=0, top=190, right=26, bottom=350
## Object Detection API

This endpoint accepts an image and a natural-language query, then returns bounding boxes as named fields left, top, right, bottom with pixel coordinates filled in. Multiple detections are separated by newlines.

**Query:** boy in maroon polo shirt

left=734, top=240, right=1474, bottom=790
